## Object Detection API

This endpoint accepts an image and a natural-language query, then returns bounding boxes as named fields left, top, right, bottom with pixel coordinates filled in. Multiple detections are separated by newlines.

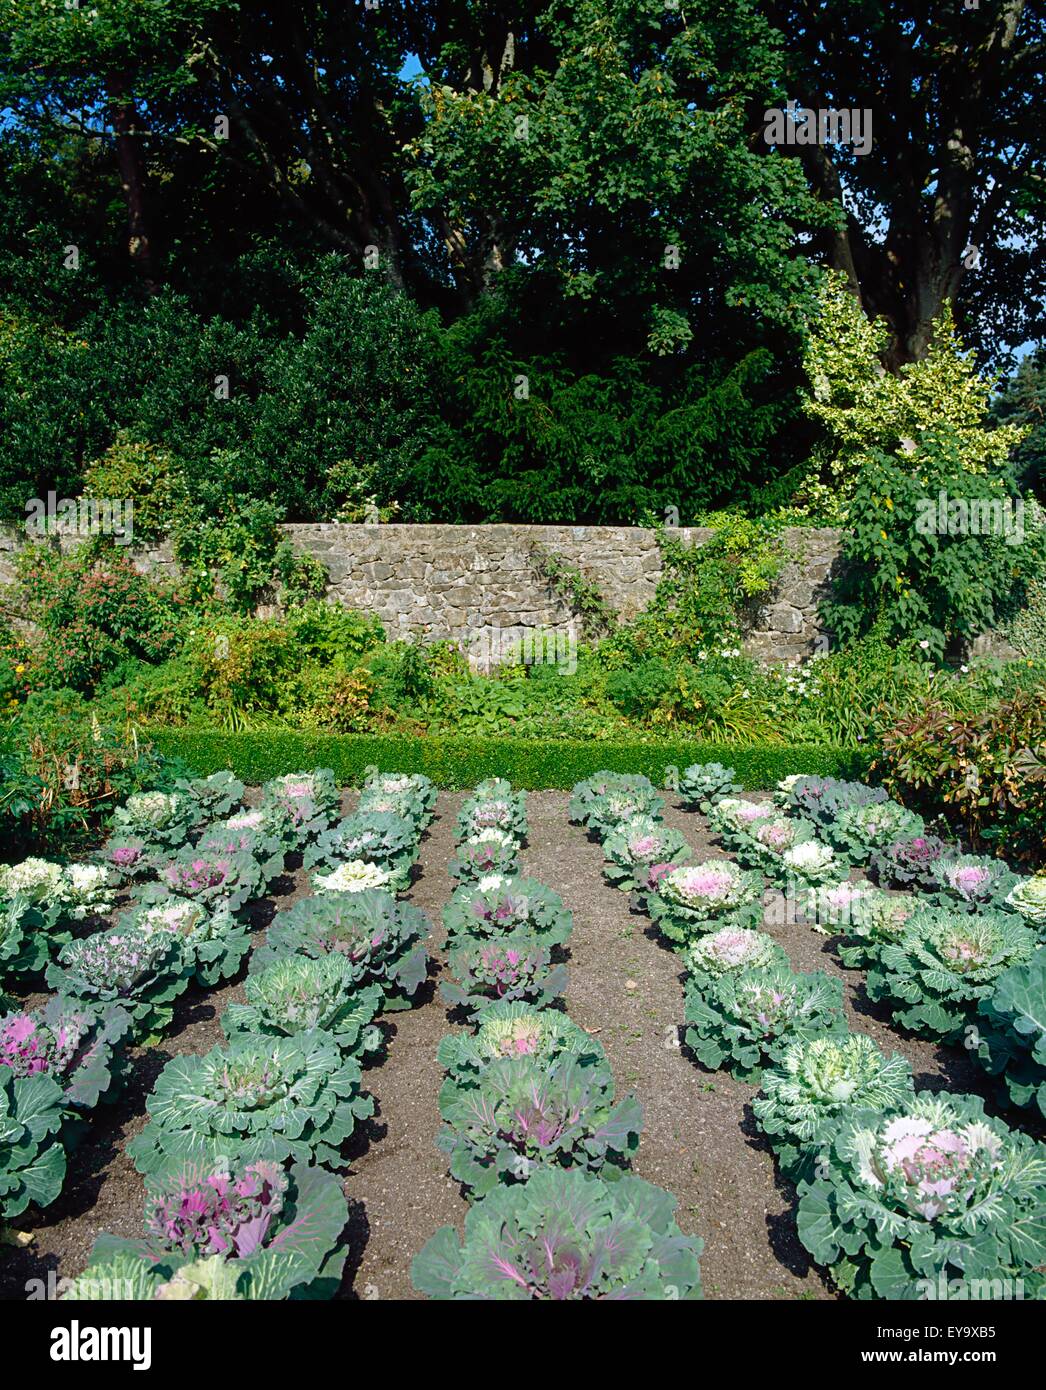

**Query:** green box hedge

left=147, top=731, right=875, bottom=790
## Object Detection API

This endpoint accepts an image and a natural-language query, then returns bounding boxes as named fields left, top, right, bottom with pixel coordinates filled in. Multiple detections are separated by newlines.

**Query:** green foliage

left=82, top=434, right=187, bottom=543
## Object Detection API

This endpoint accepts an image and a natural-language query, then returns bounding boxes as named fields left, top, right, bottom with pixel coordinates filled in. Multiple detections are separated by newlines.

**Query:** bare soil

left=0, top=790, right=1029, bottom=1301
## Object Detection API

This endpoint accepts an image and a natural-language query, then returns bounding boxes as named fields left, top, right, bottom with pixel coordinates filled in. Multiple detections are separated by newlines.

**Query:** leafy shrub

left=437, top=1001, right=604, bottom=1088
left=752, top=1033, right=914, bottom=1181
left=601, top=817, right=692, bottom=894
left=46, top=926, right=193, bottom=1041
left=683, top=964, right=846, bottom=1082
left=796, top=1090, right=1046, bottom=1299
left=412, top=1168, right=702, bottom=1300
left=440, top=934, right=569, bottom=1018
left=283, top=601, right=384, bottom=666
left=448, top=832, right=521, bottom=883
left=866, top=908, right=1037, bottom=1042
left=437, top=1053, right=642, bottom=1200
left=675, top=761, right=741, bottom=812
left=442, top=876, right=573, bottom=949
left=0, top=1069, right=66, bottom=1219
left=120, top=895, right=252, bottom=989
left=976, top=952, right=1046, bottom=1117
left=82, top=434, right=187, bottom=543
left=127, top=1032, right=374, bottom=1175
left=647, top=861, right=765, bottom=946
left=69, top=1158, right=349, bottom=1301
left=221, top=956, right=383, bottom=1061
left=251, top=890, right=429, bottom=1011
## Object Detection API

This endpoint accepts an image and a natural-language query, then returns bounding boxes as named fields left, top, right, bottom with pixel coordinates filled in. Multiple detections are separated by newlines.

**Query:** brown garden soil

left=1, top=789, right=1037, bottom=1302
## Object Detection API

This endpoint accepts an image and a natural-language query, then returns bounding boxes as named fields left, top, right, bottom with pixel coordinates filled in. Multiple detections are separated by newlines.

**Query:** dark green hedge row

left=147, top=731, right=875, bottom=790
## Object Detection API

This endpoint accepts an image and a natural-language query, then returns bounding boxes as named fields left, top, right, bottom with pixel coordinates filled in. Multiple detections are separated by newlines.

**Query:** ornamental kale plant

left=570, top=773, right=660, bottom=828
left=456, top=784, right=528, bottom=844
left=743, top=815, right=817, bottom=880
left=70, top=1158, right=349, bottom=1301
left=976, top=951, right=1046, bottom=1117
left=448, top=831, right=521, bottom=883
left=101, top=836, right=155, bottom=885
left=676, top=762, right=741, bottom=814
left=437, top=1052, right=643, bottom=1200
left=260, top=769, right=340, bottom=843
left=58, top=864, right=115, bottom=925
left=684, top=927, right=789, bottom=996
left=866, top=908, right=1038, bottom=1042
left=148, top=847, right=267, bottom=914
left=222, top=955, right=383, bottom=1061
left=440, top=934, right=569, bottom=1018
left=437, top=1001, right=604, bottom=1088
left=111, top=791, right=195, bottom=850
left=706, top=797, right=775, bottom=854
left=0, top=996, right=132, bottom=1112
left=684, top=964, right=847, bottom=1083
left=312, top=859, right=397, bottom=896
left=870, top=834, right=948, bottom=891
left=360, top=771, right=437, bottom=829
left=174, top=771, right=246, bottom=824
left=800, top=883, right=919, bottom=968
left=46, top=926, right=193, bottom=1040
left=781, top=839, right=840, bottom=890
left=304, top=811, right=420, bottom=887
left=930, top=854, right=1022, bottom=912
left=412, top=1168, right=703, bottom=1301
left=121, top=895, right=251, bottom=988
left=783, top=777, right=888, bottom=828
left=194, top=823, right=286, bottom=889
left=1006, top=873, right=1046, bottom=932
left=827, top=801, right=926, bottom=863
left=583, top=785, right=666, bottom=842
left=752, top=1033, right=915, bottom=1180
left=0, top=1070, right=66, bottom=1219
left=442, top=876, right=573, bottom=949
left=647, top=860, right=765, bottom=946
left=1, top=900, right=63, bottom=983
left=251, top=890, right=429, bottom=1010
left=796, top=1090, right=1046, bottom=1300
left=601, top=817, right=691, bottom=894
left=128, top=1032, right=374, bottom=1175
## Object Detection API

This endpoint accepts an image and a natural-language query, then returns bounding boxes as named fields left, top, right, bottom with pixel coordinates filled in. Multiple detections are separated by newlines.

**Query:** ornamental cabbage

left=743, top=815, right=817, bottom=878
left=360, top=771, right=437, bottom=830
left=799, top=883, right=919, bottom=967
left=0, top=856, right=66, bottom=908
left=46, top=926, right=193, bottom=1040
left=121, top=895, right=251, bottom=988
left=260, top=769, right=340, bottom=843
left=783, top=776, right=888, bottom=828
left=448, top=831, right=521, bottom=882
left=304, top=811, right=420, bottom=886
left=781, top=839, right=839, bottom=888
left=442, top=876, right=573, bottom=948
left=456, top=785, right=528, bottom=844
left=0, top=996, right=132, bottom=1112
left=437, top=1052, right=643, bottom=1199
left=676, top=762, right=741, bottom=814
left=312, top=859, right=395, bottom=895
left=412, top=1168, right=702, bottom=1300
left=866, top=907, right=1037, bottom=1042
left=194, top=823, right=287, bottom=889
left=440, top=934, right=569, bottom=1018
left=127, top=1032, right=374, bottom=1175
left=827, top=800, right=925, bottom=863
left=870, top=835, right=947, bottom=891
left=1, top=900, right=62, bottom=982
left=647, top=860, right=765, bottom=946
left=705, top=797, right=775, bottom=853
left=582, top=786, right=665, bottom=841
left=1005, top=873, right=1046, bottom=930
left=101, top=836, right=154, bottom=884
left=151, top=847, right=267, bottom=913
left=251, top=890, right=429, bottom=1010
left=684, top=927, right=788, bottom=996
left=222, top=955, right=383, bottom=1060
left=930, top=854, right=1022, bottom=912
left=59, top=863, right=115, bottom=924
left=601, top=817, right=691, bottom=894
left=111, top=790, right=195, bottom=849
left=66, top=1158, right=348, bottom=1301
left=437, top=1001, right=604, bottom=1088
left=0, top=1069, right=66, bottom=1218
left=684, top=964, right=847, bottom=1082
left=569, top=772, right=643, bottom=823
left=174, top=771, right=246, bottom=824
left=796, top=1090, right=1046, bottom=1299
left=975, top=951, right=1046, bottom=1117
left=752, top=1033, right=914, bottom=1179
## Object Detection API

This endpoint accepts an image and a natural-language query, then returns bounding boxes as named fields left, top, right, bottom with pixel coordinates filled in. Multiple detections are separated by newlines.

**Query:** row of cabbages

left=572, top=766, right=1046, bottom=1301
left=410, top=779, right=704, bottom=1300
left=0, top=769, right=438, bottom=1300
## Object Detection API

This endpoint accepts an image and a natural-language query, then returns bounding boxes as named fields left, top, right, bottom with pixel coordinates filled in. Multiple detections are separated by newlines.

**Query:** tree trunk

left=108, top=73, right=159, bottom=293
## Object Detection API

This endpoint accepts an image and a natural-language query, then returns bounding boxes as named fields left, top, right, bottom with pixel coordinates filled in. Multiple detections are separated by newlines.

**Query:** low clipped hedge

left=147, top=731, right=874, bottom=790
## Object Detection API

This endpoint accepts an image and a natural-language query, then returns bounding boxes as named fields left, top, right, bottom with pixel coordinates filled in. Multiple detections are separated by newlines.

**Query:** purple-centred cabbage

left=412, top=1168, right=702, bottom=1300
left=870, top=834, right=948, bottom=891
left=437, top=1051, right=643, bottom=1199
left=825, top=800, right=926, bottom=863
left=100, top=835, right=156, bottom=885
left=742, top=814, right=818, bottom=879
left=260, top=768, right=340, bottom=844
left=222, top=954, right=384, bottom=1060
left=0, top=996, right=132, bottom=1113
left=436, top=1000, right=605, bottom=1090
left=796, top=1090, right=1046, bottom=1300
left=705, top=797, right=775, bottom=854
left=119, top=895, right=252, bottom=988
left=66, top=1158, right=349, bottom=1300
left=447, top=831, right=521, bottom=883
left=600, top=817, right=691, bottom=894
left=929, top=854, right=1022, bottom=913
left=0, top=1068, right=66, bottom=1219
left=141, top=847, right=267, bottom=915
left=440, top=933, right=568, bottom=1018
left=797, top=882, right=919, bottom=967
left=442, top=875, right=573, bottom=948
left=455, top=781, right=528, bottom=845
left=646, top=860, right=765, bottom=946
left=46, top=925, right=193, bottom=1041
left=194, top=822, right=287, bottom=889
left=127, top=1031, right=374, bottom=1175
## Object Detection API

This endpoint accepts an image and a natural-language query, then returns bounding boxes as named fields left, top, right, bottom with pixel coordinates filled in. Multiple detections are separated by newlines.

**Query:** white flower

left=918, top=640, right=930, bottom=651
left=313, top=860, right=392, bottom=894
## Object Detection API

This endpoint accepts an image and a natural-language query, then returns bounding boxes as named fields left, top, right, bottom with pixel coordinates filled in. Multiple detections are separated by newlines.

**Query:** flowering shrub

left=147, top=848, right=267, bottom=914
left=0, top=1069, right=66, bottom=1218
left=222, top=955, right=383, bottom=1060
left=781, top=839, right=840, bottom=889
left=752, top=1033, right=914, bottom=1180
left=647, top=860, right=764, bottom=946
left=976, top=951, right=1046, bottom=1117
left=676, top=762, right=741, bottom=813
left=827, top=800, right=926, bottom=863
left=684, top=964, right=846, bottom=1082
left=173, top=771, right=246, bottom=824
left=67, top=1158, right=349, bottom=1300
left=360, top=771, right=437, bottom=830
left=0, top=996, right=131, bottom=1112
left=46, top=926, right=193, bottom=1040
left=929, top=854, right=1022, bottom=912
left=783, top=776, right=888, bottom=828
left=440, top=934, right=569, bottom=1018
left=127, top=1032, right=374, bottom=1175
left=260, top=768, right=340, bottom=843
left=1006, top=873, right=1046, bottom=931
left=448, top=831, right=521, bottom=882
left=121, top=895, right=251, bottom=988
left=252, top=890, right=429, bottom=1010
left=796, top=1090, right=1046, bottom=1299
left=437, top=1000, right=604, bottom=1087
left=304, top=811, right=420, bottom=887
left=110, top=790, right=194, bottom=850
left=601, top=817, right=691, bottom=894
left=684, top=926, right=788, bottom=996
left=442, top=876, right=573, bottom=948
left=412, top=1168, right=702, bottom=1300
left=870, top=834, right=947, bottom=891
left=437, top=1052, right=642, bottom=1199
left=866, top=907, right=1037, bottom=1041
